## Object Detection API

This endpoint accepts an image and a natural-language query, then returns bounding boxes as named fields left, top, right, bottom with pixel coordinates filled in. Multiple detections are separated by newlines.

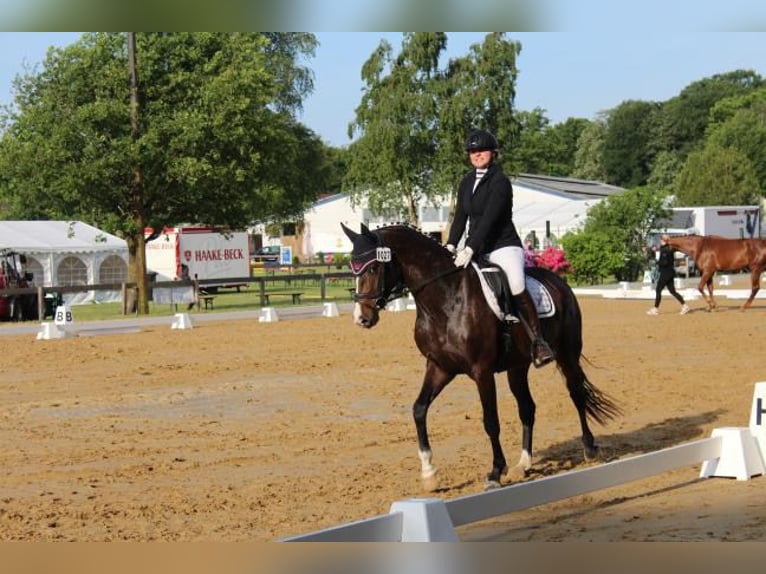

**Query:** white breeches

left=487, top=245, right=526, bottom=295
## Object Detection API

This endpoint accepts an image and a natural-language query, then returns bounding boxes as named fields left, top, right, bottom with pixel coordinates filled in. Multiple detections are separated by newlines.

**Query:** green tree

left=513, top=108, right=552, bottom=175
left=704, top=102, right=766, bottom=196
left=345, top=32, right=447, bottom=224
left=345, top=32, right=522, bottom=224
left=0, top=32, right=325, bottom=314
left=647, top=150, right=683, bottom=195
left=433, top=33, right=520, bottom=193
left=603, top=100, right=660, bottom=188
left=513, top=112, right=587, bottom=176
left=563, top=186, right=669, bottom=283
left=544, top=116, right=590, bottom=176
left=655, top=69, right=763, bottom=159
left=572, top=118, right=607, bottom=181
left=674, top=144, right=760, bottom=206
left=321, top=145, right=350, bottom=195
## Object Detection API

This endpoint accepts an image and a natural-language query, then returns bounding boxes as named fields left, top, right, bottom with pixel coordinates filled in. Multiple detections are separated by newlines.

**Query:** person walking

left=445, top=128, right=555, bottom=368
left=647, top=235, right=690, bottom=315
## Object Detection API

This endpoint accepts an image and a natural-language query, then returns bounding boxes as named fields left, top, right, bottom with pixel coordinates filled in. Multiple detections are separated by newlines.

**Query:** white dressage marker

left=259, top=307, right=279, bottom=322
left=322, top=302, right=339, bottom=317
left=170, top=313, right=193, bottom=330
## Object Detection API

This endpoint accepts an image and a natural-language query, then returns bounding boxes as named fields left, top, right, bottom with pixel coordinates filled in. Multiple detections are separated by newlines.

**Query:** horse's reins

left=408, top=264, right=461, bottom=295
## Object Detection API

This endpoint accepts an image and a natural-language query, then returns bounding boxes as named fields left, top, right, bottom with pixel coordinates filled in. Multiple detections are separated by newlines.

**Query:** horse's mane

left=374, top=223, right=445, bottom=246
left=373, top=223, right=454, bottom=266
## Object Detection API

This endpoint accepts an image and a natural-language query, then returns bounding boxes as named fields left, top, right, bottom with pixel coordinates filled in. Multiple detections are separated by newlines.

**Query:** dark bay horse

left=665, top=234, right=766, bottom=311
left=341, top=223, right=620, bottom=490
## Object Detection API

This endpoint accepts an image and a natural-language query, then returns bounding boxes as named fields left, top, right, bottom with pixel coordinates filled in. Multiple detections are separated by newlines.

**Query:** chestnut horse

left=341, top=223, right=619, bottom=490
left=664, top=234, right=766, bottom=311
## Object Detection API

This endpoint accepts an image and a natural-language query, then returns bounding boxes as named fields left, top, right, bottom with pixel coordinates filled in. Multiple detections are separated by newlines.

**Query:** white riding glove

left=454, top=246, right=474, bottom=268
left=444, top=244, right=456, bottom=255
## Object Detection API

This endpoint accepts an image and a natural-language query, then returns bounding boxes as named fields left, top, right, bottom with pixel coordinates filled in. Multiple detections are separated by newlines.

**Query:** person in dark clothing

left=445, top=128, right=554, bottom=368
left=647, top=235, right=690, bottom=316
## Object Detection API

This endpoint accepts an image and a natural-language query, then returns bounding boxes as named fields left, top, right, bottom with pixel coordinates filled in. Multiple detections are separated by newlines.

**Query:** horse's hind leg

left=505, top=365, right=535, bottom=482
left=742, top=268, right=761, bottom=310
left=413, top=360, right=455, bottom=491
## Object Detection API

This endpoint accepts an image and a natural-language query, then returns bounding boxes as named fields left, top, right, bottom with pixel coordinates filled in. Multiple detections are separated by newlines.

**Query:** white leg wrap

left=518, top=449, right=532, bottom=471
left=419, top=449, right=436, bottom=479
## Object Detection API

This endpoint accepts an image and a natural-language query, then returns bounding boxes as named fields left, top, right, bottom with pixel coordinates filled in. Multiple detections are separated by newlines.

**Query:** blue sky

left=1, top=31, right=766, bottom=147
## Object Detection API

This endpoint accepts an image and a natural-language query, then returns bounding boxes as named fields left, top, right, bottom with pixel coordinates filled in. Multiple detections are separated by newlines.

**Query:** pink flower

left=532, top=246, right=571, bottom=274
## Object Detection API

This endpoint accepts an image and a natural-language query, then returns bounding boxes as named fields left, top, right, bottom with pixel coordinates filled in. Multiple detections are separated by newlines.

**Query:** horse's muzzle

left=353, top=302, right=379, bottom=328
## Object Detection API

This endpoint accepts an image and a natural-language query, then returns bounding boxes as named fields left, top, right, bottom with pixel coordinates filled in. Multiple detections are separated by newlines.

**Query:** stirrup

left=532, top=340, right=555, bottom=368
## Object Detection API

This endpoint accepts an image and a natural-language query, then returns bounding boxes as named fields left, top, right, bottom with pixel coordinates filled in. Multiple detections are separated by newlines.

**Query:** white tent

left=0, top=220, right=129, bottom=304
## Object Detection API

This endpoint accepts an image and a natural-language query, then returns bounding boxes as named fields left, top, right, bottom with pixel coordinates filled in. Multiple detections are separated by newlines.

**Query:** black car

left=251, top=245, right=281, bottom=263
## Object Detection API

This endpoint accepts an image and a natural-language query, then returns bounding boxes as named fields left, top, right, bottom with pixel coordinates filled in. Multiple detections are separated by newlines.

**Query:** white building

left=295, top=174, right=625, bottom=259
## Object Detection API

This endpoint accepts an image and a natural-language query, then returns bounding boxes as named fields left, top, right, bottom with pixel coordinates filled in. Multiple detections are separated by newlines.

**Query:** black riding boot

left=513, top=290, right=555, bottom=368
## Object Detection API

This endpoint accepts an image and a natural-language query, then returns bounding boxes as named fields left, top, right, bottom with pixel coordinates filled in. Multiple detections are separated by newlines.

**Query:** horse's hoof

left=422, top=474, right=439, bottom=493
left=584, top=445, right=601, bottom=461
left=484, top=479, right=503, bottom=491
left=506, top=464, right=528, bottom=482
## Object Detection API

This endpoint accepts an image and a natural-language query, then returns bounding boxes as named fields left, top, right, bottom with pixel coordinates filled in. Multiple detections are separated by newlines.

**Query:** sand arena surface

left=1, top=288, right=765, bottom=541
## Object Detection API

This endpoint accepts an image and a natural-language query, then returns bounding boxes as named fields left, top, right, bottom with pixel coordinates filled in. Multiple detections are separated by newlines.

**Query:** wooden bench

left=198, top=294, right=216, bottom=310
left=263, top=292, right=304, bottom=305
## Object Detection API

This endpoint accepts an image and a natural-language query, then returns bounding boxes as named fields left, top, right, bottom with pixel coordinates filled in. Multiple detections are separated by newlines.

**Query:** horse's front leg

left=413, top=360, right=454, bottom=492
left=473, top=371, right=507, bottom=489
left=505, top=365, right=534, bottom=482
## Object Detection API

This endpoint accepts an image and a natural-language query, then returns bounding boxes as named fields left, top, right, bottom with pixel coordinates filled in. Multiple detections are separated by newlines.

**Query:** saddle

left=472, top=259, right=555, bottom=322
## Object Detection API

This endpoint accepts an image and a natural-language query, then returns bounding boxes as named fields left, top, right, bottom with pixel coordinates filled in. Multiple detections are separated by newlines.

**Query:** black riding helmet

left=465, top=129, right=499, bottom=152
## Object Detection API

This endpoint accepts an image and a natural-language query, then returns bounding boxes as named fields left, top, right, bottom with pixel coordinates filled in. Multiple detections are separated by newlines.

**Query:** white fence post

left=388, top=498, right=458, bottom=542
left=699, top=427, right=765, bottom=480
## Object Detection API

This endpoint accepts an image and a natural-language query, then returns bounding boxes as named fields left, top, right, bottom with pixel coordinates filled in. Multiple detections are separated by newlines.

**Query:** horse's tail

left=581, top=373, right=622, bottom=425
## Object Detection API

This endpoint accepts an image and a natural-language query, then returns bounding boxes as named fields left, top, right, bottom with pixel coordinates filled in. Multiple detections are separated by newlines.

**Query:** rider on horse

left=445, top=128, right=555, bottom=368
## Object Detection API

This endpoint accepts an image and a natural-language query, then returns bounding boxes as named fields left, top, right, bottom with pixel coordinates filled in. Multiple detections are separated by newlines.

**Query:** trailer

left=145, top=227, right=250, bottom=291
left=657, top=205, right=761, bottom=240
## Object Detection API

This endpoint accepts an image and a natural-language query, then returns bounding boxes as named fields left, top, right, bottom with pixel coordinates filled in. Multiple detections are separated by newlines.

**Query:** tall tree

left=544, top=117, right=590, bottom=176
left=572, top=118, right=607, bottom=181
left=602, top=100, right=660, bottom=188
left=515, top=112, right=588, bottom=176
left=513, top=108, right=551, bottom=175
left=0, top=33, right=326, bottom=314
left=345, top=32, right=521, bottom=224
left=345, top=33, right=447, bottom=224
left=674, top=144, right=760, bottom=206
left=655, top=69, right=763, bottom=159
left=433, top=33, right=520, bottom=196
left=705, top=101, right=766, bottom=195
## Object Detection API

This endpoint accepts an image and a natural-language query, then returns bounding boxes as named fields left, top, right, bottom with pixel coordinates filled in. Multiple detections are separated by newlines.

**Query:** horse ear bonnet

left=348, top=227, right=382, bottom=276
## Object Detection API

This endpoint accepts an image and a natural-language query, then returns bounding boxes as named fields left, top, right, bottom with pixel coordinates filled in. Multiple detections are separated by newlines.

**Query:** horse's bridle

left=349, top=237, right=461, bottom=309
left=350, top=244, right=407, bottom=309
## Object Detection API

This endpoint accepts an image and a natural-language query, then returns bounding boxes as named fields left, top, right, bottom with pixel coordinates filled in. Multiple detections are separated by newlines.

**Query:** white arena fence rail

left=282, top=383, right=766, bottom=542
